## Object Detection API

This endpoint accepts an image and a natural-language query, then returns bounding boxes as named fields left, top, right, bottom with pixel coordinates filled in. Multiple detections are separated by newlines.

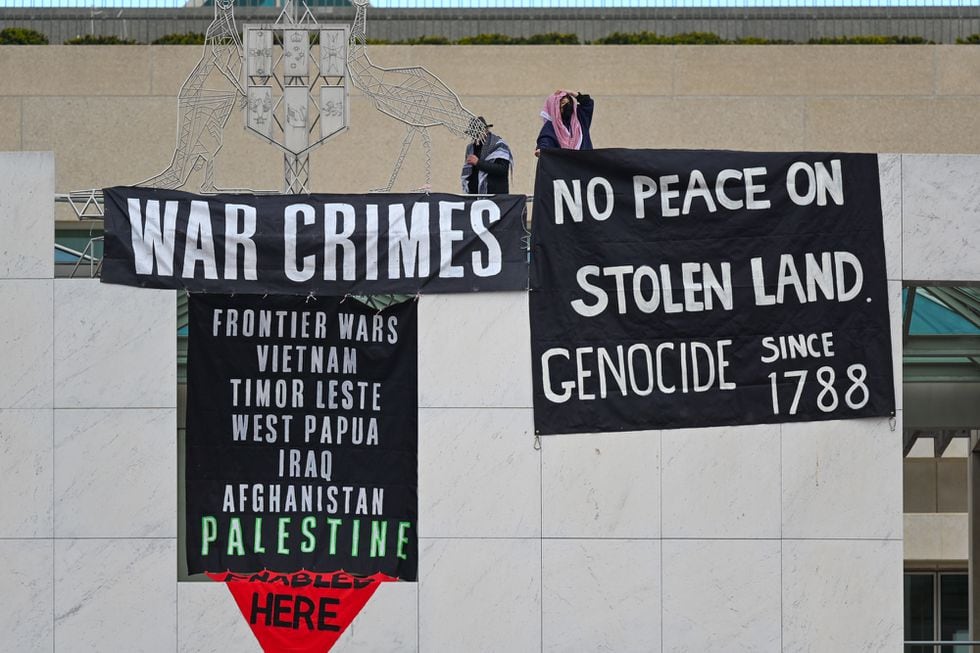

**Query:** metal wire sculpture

left=141, top=0, right=246, bottom=192
left=243, top=2, right=351, bottom=194
left=347, top=0, right=487, bottom=192
left=57, top=0, right=246, bottom=221
left=58, top=0, right=485, bottom=223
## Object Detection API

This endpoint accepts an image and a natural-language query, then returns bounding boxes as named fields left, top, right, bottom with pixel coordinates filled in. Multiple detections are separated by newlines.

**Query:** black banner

left=530, top=149, right=895, bottom=434
left=185, top=294, right=418, bottom=579
left=102, top=187, right=527, bottom=294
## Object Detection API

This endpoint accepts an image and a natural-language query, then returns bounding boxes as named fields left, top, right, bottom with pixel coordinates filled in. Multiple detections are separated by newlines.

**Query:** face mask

left=561, top=102, right=573, bottom=122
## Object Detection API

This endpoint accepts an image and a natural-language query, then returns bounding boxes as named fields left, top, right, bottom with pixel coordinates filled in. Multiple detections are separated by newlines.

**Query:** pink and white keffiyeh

left=540, top=91, right=583, bottom=150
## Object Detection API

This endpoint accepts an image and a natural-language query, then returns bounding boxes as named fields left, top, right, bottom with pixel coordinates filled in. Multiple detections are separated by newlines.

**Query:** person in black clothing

left=461, top=116, right=513, bottom=194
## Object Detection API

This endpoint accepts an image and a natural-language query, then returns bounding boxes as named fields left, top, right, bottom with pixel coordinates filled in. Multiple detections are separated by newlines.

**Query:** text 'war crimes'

left=127, top=198, right=506, bottom=281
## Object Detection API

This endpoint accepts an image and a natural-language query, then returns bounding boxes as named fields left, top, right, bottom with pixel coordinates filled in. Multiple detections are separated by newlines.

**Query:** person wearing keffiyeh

left=461, top=116, right=514, bottom=195
left=535, top=89, right=595, bottom=157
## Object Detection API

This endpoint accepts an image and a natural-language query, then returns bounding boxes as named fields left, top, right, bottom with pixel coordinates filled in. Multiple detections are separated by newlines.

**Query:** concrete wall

left=904, top=452, right=968, bottom=565
left=2, top=45, right=980, bottom=212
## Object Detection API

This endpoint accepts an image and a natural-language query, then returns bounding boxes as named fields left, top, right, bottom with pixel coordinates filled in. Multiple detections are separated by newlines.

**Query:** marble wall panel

left=54, top=408, right=175, bottom=538
left=418, top=538, right=539, bottom=652
left=888, top=279, right=903, bottom=407
left=542, top=539, right=661, bottom=653
left=878, top=153, right=902, bottom=282
left=782, top=414, right=903, bottom=540
left=0, top=279, right=53, bottom=408
left=662, top=424, right=780, bottom=539
left=782, top=539, right=903, bottom=651
left=419, top=408, right=538, bottom=538
left=418, top=292, right=531, bottom=409
left=541, top=430, right=660, bottom=539
left=0, top=539, right=54, bottom=652
left=54, top=280, right=175, bottom=409
left=177, top=581, right=260, bottom=653
left=0, top=409, right=52, bottom=537
left=902, top=154, right=980, bottom=282
left=54, top=538, right=176, bottom=653
left=0, top=151, right=53, bottom=279
left=334, top=580, right=419, bottom=653
left=662, top=539, right=781, bottom=652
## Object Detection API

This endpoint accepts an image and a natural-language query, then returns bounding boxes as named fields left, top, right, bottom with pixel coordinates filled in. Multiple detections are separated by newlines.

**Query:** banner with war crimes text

left=530, top=148, right=896, bottom=435
left=185, top=294, right=418, bottom=579
left=102, top=187, right=528, bottom=295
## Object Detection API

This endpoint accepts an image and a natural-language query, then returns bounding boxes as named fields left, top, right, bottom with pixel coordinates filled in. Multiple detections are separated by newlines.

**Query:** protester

left=535, top=89, right=595, bottom=157
left=461, top=116, right=513, bottom=194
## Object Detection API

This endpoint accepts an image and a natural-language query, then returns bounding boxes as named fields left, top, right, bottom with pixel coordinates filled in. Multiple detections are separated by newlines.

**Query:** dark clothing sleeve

left=576, top=93, right=594, bottom=130
left=536, top=122, right=560, bottom=150
left=475, top=158, right=510, bottom=177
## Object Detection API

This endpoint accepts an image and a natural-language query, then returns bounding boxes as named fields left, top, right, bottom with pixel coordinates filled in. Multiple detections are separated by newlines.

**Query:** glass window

left=905, top=572, right=970, bottom=652
left=940, top=573, right=968, bottom=653
left=905, top=573, right=935, bottom=653
left=54, top=228, right=104, bottom=277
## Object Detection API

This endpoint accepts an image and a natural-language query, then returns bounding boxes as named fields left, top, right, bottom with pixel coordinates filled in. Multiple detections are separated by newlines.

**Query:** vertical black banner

left=185, top=294, right=418, bottom=579
left=530, top=149, right=895, bottom=434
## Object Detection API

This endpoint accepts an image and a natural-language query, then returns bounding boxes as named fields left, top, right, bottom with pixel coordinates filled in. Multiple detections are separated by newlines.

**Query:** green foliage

left=524, top=32, right=579, bottom=45
left=152, top=32, right=206, bottom=45
left=2, top=27, right=937, bottom=47
left=373, top=32, right=578, bottom=45
left=956, top=34, right=980, bottom=44
left=398, top=35, right=451, bottom=45
left=594, top=31, right=931, bottom=45
left=594, top=30, right=660, bottom=44
left=0, top=27, right=48, bottom=45
left=456, top=33, right=519, bottom=45
left=594, top=31, right=727, bottom=45
left=731, top=36, right=795, bottom=45
left=64, top=34, right=139, bottom=45
left=666, top=31, right=726, bottom=45
left=807, top=35, right=930, bottom=44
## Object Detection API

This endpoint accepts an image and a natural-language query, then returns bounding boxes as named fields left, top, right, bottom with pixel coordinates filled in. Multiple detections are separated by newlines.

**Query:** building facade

left=1, top=41, right=979, bottom=651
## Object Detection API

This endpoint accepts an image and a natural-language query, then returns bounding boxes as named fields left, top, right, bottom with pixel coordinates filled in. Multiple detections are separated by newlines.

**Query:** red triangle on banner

left=208, top=570, right=396, bottom=653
